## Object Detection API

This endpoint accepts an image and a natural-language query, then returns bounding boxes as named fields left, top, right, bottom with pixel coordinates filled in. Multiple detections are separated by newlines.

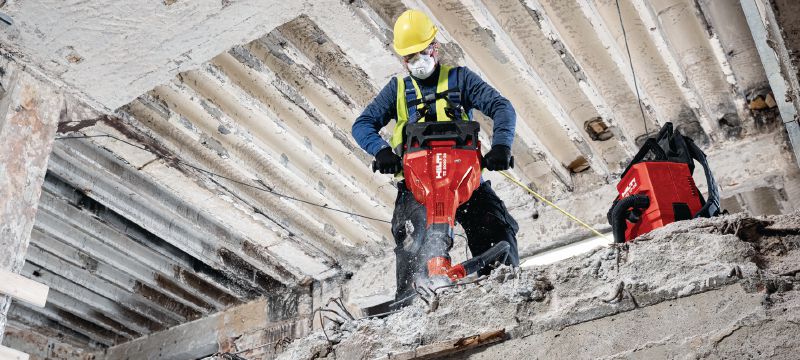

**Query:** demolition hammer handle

left=373, top=155, right=514, bottom=172
left=479, top=156, right=515, bottom=170
left=460, top=241, right=511, bottom=275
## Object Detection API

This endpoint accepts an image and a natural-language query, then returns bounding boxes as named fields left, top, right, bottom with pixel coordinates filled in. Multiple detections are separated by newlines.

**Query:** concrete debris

left=276, top=212, right=800, bottom=359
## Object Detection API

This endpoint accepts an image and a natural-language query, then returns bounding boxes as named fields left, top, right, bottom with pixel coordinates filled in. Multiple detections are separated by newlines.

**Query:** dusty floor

left=271, top=212, right=800, bottom=359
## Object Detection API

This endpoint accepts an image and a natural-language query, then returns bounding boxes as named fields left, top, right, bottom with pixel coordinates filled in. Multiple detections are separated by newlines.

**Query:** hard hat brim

left=393, top=27, right=438, bottom=56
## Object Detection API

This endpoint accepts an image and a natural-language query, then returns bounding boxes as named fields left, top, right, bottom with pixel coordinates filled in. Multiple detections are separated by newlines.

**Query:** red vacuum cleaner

left=375, top=121, right=512, bottom=283
left=608, top=122, right=721, bottom=243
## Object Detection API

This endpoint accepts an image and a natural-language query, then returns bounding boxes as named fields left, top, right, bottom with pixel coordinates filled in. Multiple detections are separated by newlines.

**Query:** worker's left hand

left=484, top=145, right=512, bottom=171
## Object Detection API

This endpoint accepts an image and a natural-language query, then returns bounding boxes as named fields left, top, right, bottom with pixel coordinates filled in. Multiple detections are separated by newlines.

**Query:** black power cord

left=616, top=0, right=650, bottom=137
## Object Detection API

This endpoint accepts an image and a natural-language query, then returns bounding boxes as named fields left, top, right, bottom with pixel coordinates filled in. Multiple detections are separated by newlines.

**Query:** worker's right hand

left=374, top=147, right=402, bottom=174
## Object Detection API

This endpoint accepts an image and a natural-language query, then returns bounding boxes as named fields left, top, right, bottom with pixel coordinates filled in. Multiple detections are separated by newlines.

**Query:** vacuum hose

left=609, top=194, right=650, bottom=243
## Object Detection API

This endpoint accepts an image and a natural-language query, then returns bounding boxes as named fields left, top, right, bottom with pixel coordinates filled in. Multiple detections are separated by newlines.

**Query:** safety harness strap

left=406, top=89, right=460, bottom=107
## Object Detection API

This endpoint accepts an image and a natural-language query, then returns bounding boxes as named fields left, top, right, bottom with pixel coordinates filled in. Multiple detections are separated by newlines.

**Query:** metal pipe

left=740, top=0, right=800, bottom=168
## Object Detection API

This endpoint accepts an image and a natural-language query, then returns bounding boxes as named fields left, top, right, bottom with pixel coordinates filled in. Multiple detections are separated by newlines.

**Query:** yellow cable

left=499, top=170, right=609, bottom=240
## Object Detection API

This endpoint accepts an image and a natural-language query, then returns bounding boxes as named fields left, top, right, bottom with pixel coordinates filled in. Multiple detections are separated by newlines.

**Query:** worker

left=352, top=9, right=520, bottom=306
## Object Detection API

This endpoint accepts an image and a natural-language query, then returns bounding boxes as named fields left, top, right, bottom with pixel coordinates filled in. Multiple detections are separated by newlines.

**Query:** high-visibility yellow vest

left=390, top=65, right=471, bottom=152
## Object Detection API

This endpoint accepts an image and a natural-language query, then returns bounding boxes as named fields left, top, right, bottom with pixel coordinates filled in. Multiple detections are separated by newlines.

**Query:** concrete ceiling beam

left=44, top=290, right=140, bottom=340
left=209, top=51, right=393, bottom=229
left=47, top=138, right=299, bottom=288
left=36, top=189, right=240, bottom=310
left=247, top=36, right=397, bottom=208
left=56, top=124, right=322, bottom=283
left=579, top=0, right=671, bottom=136
left=104, top=297, right=302, bottom=360
left=575, top=0, right=662, bottom=139
left=29, top=231, right=206, bottom=322
left=163, top=67, right=382, bottom=259
left=144, top=79, right=365, bottom=272
left=19, top=263, right=164, bottom=336
left=696, top=0, right=770, bottom=134
left=0, top=58, right=64, bottom=342
left=480, top=0, right=631, bottom=174
left=32, top=211, right=215, bottom=316
left=122, top=94, right=357, bottom=274
left=23, top=244, right=186, bottom=325
left=7, top=303, right=116, bottom=348
left=520, top=0, right=644, bottom=155
left=307, top=1, right=408, bottom=87
left=40, top=174, right=260, bottom=304
left=587, top=0, right=705, bottom=143
left=0, top=1, right=311, bottom=110
left=278, top=15, right=379, bottom=107
left=631, top=0, right=737, bottom=142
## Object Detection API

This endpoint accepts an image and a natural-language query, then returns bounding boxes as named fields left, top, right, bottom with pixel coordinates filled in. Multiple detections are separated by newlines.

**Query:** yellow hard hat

left=393, top=9, right=438, bottom=56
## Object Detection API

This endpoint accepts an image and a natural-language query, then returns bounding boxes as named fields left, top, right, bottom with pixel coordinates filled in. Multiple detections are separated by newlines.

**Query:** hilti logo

left=435, top=153, right=447, bottom=179
left=622, top=177, right=638, bottom=198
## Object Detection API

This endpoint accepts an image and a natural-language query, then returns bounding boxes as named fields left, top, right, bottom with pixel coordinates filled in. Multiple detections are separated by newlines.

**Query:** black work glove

left=374, top=147, right=402, bottom=174
left=484, top=145, right=512, bottom=171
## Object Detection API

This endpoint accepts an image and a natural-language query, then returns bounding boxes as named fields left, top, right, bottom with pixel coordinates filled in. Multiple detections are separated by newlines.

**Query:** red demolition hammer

left=375, top=121, right=513, bottom=284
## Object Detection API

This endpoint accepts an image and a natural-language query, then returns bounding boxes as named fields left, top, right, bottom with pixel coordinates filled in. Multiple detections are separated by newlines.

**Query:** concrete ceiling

left=0, top=0, right=794, bottom=353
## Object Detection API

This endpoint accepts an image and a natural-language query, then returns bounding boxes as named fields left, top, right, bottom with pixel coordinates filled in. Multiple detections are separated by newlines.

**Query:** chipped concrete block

left=276, top=213, right=800, bottom=359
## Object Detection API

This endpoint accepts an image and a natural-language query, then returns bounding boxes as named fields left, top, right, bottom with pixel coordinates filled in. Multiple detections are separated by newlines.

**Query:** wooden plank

left=0, top=270, right=49, bottom=308
left=378, top=329, right=506, bottom=360
left=0, top=345, right=30, bottom=360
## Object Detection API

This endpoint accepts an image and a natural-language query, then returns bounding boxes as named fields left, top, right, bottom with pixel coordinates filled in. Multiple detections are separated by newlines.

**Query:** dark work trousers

left=390, top=180, right=520, bottom=304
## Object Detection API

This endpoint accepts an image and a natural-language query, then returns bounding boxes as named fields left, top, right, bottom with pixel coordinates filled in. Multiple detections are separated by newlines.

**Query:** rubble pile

left=277, top=213, right=800, bottom=359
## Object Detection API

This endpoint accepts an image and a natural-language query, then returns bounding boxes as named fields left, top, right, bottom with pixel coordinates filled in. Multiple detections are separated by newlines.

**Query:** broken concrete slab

left=274, top=212, right=800, bottom=359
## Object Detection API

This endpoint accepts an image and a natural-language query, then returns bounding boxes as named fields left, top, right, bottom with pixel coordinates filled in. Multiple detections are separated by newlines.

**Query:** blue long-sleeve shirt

left=352, top=65, right=516, bottom=156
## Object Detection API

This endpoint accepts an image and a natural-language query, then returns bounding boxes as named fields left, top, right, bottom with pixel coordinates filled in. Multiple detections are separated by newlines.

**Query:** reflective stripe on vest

left=391, top=65, right=471, bottom=150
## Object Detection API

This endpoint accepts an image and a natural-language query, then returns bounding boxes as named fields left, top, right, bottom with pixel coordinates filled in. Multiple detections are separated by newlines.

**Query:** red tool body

left=404, top=139, right=482, bottom=280
left=615, top=162, right=702, bottom=241
left=403, top=139, right=482, bottom=231
left=398, top=121, right=511, bottom=282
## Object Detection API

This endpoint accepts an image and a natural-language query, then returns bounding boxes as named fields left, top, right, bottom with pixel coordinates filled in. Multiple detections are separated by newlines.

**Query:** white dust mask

left=408, top=53, right=436, bottom=79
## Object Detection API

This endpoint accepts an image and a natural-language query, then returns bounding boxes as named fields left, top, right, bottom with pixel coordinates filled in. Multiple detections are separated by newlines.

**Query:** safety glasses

left=402, top=43, right=435, bottom=63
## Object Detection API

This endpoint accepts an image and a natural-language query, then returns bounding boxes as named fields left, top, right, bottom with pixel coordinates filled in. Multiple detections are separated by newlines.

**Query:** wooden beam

left=105, top=296, right=307, bottom=360
left=0, top=345, right=29, bottom=360
left=0, top=270, right=48, bottom=308
left=377, top=329, right=506, bottom=360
